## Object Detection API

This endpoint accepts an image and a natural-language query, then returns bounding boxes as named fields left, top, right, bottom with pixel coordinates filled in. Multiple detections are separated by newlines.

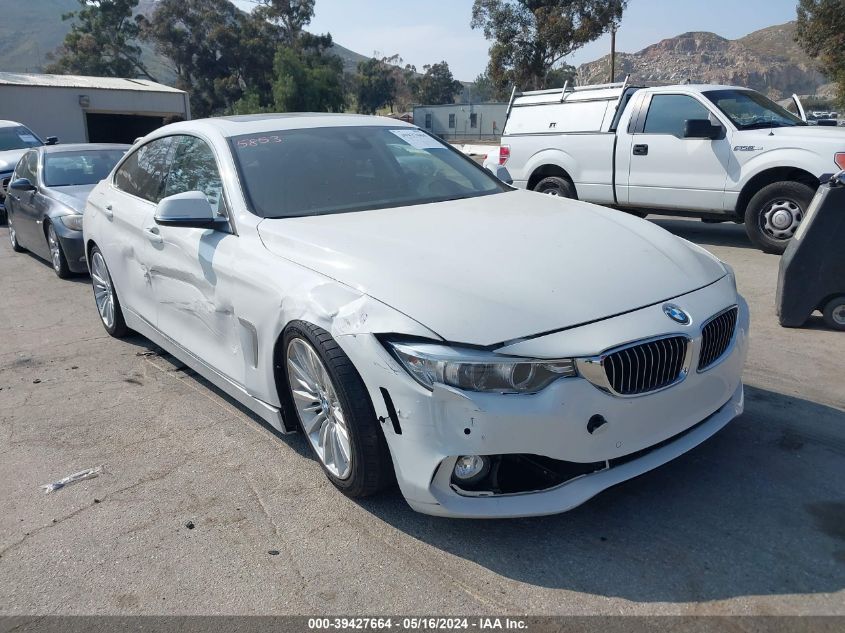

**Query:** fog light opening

left=452, top=455, right=491, bottom=486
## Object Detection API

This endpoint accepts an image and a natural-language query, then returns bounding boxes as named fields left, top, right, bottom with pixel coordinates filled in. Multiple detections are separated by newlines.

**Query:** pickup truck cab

left=486, top=82, right=845, bottom=253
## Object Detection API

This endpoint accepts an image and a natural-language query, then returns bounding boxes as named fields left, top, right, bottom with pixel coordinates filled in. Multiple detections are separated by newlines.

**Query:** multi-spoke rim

left=8, top=222, right=16, bottom=248
left=761, top=199, right=803, bottom=241
left=286, top=338, right=353, bottom=480
left=47, top=224, right=62, bottom=271
left=90, top=251, right=115, bottom=329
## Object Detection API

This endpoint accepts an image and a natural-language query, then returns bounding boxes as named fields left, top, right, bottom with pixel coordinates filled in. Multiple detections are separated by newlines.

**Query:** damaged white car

left=83, top=114, right=748, bottom=518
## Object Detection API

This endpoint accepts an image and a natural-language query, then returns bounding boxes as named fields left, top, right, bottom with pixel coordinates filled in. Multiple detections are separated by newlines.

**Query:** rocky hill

left=577, top=22, right=832, bottom=99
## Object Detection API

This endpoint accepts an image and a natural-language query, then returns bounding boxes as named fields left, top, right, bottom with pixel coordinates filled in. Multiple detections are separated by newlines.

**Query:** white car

left=83, top=114, right=748, bottom=518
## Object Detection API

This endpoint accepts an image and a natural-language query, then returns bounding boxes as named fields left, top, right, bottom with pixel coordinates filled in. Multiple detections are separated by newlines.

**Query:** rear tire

left=822, top=296, right=845, bottom=331
left=89, top=246, right=128, bottom=338
left=282, top=321, right=393, bottom=498
left=8, top=217, right=25, bottom=253
left=744, top=181, right=815, bottom=254
left=534, top=176, right=576, bottom=199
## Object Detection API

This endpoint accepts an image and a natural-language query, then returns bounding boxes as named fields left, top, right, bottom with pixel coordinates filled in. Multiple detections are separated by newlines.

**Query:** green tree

left=795, top=0, right=845, bottom=107
left=470, top=72, right=498, bottom=101
left=46, top=0, right=155, bottom=79
left=414, top=61, right=463, bottom=105
left=356, top=57, right=397, bottom=114
left=140, top=0, right=276, bottom=117
left=249, top=0, right=316, bottom=43
left=471, top=0, right=627, bottom=93
left=272, top=34, right=346, bottom=112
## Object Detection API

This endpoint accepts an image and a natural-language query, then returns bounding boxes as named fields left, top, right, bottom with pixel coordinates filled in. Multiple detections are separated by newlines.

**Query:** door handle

left=102, top=204, right=114, bottom=220
left=633, top=144, right=649, bottom=156
left=143, top=225, right=163, bottom=244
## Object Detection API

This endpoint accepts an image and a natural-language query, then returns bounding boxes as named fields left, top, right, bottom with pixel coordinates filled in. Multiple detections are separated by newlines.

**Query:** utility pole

left=610, top=24, right=616, bottom=83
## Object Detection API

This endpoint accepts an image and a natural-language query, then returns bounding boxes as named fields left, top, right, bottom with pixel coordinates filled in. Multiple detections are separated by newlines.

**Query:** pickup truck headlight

left=385, top=341, right=577, bottom=394
left=59, top=214, right=84, bottom=231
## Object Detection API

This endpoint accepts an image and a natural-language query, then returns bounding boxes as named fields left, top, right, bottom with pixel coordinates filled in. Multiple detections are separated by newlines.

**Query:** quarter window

left=114, top=137, right=174, bottom=203
left=643, top=95, right=712, bottom=136
left=164, top=136, right=227, bottom=215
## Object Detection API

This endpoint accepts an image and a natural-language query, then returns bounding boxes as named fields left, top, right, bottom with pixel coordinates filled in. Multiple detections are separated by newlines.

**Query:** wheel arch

left=735, top=166, right=819, bottom=217
left=528, top=164, right=578, bottom=197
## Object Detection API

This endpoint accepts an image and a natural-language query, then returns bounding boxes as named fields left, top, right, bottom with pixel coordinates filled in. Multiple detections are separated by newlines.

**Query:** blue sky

left=235, top=0, right=799, bottom=81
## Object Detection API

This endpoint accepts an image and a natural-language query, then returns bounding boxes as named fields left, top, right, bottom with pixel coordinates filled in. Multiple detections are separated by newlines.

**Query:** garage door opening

left=85, top=113, right=167, bottom=144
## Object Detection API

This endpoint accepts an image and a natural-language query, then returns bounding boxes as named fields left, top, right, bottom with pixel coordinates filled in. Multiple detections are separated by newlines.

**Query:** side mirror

left=486, top=164, right=513, bottom=185
left=684, top=119, right=723, bottom=140
left=45, top=136, right=59, bottom=146
left=154, top=191, right=224, bottom=230
left=9, top=178, right=36, bottom=192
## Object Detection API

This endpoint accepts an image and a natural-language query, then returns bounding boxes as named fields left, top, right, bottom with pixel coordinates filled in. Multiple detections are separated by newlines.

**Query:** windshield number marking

left=237, top=136, right=283, bottom=149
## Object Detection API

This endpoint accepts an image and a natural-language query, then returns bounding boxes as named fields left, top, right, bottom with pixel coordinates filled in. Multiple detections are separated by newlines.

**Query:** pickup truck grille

left=604, top=336, right=689, bottom=396
left=698, top=307, right=738, bottom=371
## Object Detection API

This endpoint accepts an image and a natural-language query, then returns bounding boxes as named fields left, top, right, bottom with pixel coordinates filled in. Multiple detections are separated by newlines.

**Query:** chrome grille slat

left=602, top=335, right=688, bottom=396
left=698, top=307, right=738, bottom=371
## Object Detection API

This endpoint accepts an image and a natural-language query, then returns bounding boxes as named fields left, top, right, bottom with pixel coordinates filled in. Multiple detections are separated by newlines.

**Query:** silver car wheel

left=90, top=251, right=115, bottom=329
left=47, top=224, right=62, bottom=272
left=762, top=199, right=802, bottom=240
left=832, top=304, right=845, bottom=326
left=286, top=338, right=353, bottom=480
left=8, top=222, right=16, bottom=248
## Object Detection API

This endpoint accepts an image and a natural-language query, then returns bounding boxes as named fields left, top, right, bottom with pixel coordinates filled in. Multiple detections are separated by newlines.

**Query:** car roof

left=39, top=143, right=131, bottom=154
left=645, top=84, right=750, bottom=94
left=153, top=113, right=414, bottom=139
left=0, top=120, right=30, bottom=129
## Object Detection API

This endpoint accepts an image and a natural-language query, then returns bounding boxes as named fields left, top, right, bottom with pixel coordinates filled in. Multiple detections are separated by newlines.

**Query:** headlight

left=385, top=341, right=577, bottom=394
left=59, top=214, right=84, bottom=231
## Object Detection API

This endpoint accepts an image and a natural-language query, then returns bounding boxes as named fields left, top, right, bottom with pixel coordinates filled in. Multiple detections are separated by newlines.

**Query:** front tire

left=89, top=246, right=128, bottom=338
left=822, top=296, right=845, bottom=331
left=744, top=181, right=815, bottom=254
left=46, top=222, right=71, bottom=278
left=283, top=321, right=392, bottom=498
left=534, top=176, right=576, bottom=199
left=8, top=217, right=25, bottom=252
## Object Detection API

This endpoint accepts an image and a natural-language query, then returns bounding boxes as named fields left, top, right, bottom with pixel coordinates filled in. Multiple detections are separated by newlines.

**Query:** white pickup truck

left=485, top=81, right=845, bottom=253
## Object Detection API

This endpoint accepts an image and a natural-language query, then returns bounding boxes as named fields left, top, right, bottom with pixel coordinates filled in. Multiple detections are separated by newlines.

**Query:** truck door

left=625, top=93, right=732, bottom=212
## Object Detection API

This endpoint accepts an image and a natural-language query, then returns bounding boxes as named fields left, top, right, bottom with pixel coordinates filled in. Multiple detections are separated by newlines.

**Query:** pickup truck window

left=703, top=89, right=805, bottom=130
left=642, top=95, right=712, bottom=136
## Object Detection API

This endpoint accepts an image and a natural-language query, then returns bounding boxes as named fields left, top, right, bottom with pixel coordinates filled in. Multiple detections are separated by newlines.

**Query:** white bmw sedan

left=83, top=114, right=748, bottom=518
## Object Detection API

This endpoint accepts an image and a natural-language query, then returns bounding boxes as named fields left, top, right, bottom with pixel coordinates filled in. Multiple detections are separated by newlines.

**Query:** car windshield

left=230, top=126, right=508, bottom=218
left=0, top=125, right=43, bottom=151
left=44, top=149, right=127, bottom=187
left=703, top=89, right=806, bottom=130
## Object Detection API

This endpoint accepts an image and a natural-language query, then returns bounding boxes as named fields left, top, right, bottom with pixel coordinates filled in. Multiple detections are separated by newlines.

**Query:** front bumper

left=339, top=275, right=749, bottom=518
left=53, top=220, right=88, bottom=273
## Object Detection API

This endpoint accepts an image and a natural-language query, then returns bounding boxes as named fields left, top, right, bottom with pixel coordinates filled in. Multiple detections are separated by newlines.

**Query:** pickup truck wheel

left=534, top=176, right=576, bottom=199
left=822, top=297, right=845, bottom=331
left=744, top=181, right=815, bottom=254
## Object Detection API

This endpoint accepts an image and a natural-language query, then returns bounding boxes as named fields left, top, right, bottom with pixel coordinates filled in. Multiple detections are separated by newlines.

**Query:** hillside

left=577, top=22, right=832, bottom=99
left=0, top=0, right=371, bottom=82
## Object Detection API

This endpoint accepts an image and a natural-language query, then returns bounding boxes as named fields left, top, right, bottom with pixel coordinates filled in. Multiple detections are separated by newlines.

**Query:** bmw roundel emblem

left=663, top=304, right=690, bottom=325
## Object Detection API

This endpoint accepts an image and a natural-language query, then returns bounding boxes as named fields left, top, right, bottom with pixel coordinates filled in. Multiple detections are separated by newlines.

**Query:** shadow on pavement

left=357, top=385, right=845, bottom=602
left=649, top=217, right=757, bottom=250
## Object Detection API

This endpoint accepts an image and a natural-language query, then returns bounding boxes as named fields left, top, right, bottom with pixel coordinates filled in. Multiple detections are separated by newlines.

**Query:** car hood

left=0, top=149, right=26, bottom=173
left=741, top=125, right=845, bottom=146
left=44, top=184, right=95, bottom=214
left=257, top=190, right=726, bottom=346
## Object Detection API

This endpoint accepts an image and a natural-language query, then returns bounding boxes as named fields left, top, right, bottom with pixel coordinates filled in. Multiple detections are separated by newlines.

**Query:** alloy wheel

left=90, top=251, right=115, bottom=329
left=761, top=199, right=802, bottom=241
left=286, top=338, right=353, bottom=480
left=8, top=222, right=16, bottom=248
left=47, top=225, right=62, bottom=272
left=832, top=304, right=845, bottom=327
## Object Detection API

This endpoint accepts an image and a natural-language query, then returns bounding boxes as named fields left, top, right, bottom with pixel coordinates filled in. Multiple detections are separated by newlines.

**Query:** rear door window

left=642, top=95, right=711, bottom=136
left=114, top=137, right=175, bottom=203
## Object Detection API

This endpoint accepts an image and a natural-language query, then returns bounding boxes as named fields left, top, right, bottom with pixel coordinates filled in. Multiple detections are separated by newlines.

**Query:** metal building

left=413, top=103, right=508, bottom=141
left=0, top=72, right=190, bottom=144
